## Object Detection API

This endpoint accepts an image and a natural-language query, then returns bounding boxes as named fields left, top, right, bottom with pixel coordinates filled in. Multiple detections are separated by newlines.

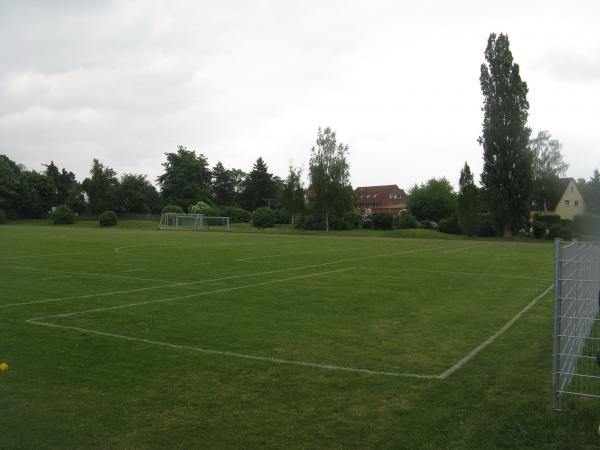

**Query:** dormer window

left=565, top=200, right=570, bottom=206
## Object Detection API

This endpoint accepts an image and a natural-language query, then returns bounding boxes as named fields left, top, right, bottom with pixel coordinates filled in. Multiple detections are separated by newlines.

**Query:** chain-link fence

left=552, top=240, right=600, bottom=410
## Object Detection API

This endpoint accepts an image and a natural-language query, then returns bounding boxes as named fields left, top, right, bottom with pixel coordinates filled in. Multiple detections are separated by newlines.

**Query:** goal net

left=159, top=213, right=230, bottom=231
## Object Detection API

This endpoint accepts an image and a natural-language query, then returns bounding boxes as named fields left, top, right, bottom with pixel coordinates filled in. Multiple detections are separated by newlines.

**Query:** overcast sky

left=1, top=0, right=599, bottom=189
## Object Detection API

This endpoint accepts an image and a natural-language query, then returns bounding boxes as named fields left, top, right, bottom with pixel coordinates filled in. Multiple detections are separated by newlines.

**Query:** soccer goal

left=551, top=239, right=600, bottom=410
left=159, top=213, right=230, bottom=231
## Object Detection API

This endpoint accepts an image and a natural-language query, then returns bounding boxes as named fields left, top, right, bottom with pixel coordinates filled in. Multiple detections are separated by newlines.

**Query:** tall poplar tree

left=280, top=165, right=305, bottom=225
left=479, top=33, right=533, bottom=237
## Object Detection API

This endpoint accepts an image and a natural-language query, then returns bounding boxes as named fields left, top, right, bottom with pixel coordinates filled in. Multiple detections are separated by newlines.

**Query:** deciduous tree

left=280, top=165, right=305, bottom=225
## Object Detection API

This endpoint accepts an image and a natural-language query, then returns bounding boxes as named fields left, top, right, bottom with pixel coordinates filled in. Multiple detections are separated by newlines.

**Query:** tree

left=240, top=157, right=276, bottom=210
left=530, top=131, right=569, bottom=212
left=280, top=165, right=305, bottom=225
left=407, top=177, right=456, bottom=223
left=44, top=161, right=78, bottom=206
left=116, top=173, right=160, bottom=214
left=211, top=162, right=236, bottom=206
left=157, top=146, right=212, bottom=211
left=578, top=169, right=600, bottom=214
left=82, top=159, right=119, bottom=215
left=457, top=163, right=480, bottom=236
left=0, top=154, right=23, bottom=214
left=308, top=127, right=354, bottom=232
left=18, top=170, right=55, bottom=218
left=479, top=33, right=533, bottom=237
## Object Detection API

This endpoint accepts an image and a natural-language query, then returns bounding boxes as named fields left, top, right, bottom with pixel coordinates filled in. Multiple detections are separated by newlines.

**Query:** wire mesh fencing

left=552, top=240, right=600, bottom=410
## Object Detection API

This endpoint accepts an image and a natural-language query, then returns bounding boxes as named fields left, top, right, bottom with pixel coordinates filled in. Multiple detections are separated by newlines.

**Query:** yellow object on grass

left=0, top=362, right=8, bottom=372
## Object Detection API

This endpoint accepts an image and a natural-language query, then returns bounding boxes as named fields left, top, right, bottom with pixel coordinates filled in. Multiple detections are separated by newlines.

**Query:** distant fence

left=552, top=240, right=600, bottom=409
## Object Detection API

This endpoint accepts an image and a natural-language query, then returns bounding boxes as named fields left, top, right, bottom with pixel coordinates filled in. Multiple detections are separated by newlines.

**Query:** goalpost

left=159, top=213, right=230, bottom=231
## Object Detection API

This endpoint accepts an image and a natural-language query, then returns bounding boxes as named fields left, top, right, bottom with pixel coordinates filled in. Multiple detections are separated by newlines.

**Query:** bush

left=533, top=213, right=561, bottom=227
left=252, top=207, right=276, bottom=229
left=189, top=201, right=211, bottom=214
left=395, top=212, right=417, bottom=229
left=477, top=213, right=497, bottom=237
left=161, top=204, right=183, bottom=214
left=372, top=213, right=393, bottom=230
left=438, top=213, right=462, bottom=234
left=547, top=223, right=573, bottom=241
left=0, top=209, right=6, bottom=224
left=345, top=209, right=362, bottom=229
left=532, top=221, right=547, bottom=239
left=204, top=206, right=250, bottom=223
left=273, top=209, right=291, bottom=224
left=573, top=214, right=600, bottom=238
left=51, top=204, right=75, bottom=225
left=99, top=210, right=118, bottom=227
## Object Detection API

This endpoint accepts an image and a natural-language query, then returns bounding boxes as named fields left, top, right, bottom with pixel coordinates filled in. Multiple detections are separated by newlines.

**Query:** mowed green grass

left=0, top=222, right=598, bottom=449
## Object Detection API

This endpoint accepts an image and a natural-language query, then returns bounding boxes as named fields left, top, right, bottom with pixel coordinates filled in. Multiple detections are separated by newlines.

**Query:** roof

left=355, top=185, right=406, bottom=202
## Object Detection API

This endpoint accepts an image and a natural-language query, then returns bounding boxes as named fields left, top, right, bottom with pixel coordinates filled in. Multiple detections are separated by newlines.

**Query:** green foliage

left=0, top=154, right=22, bottom=213
left=157, top=146, right=212, bottom=211
left=532, top=213, right=560, bottom=226
left=394, top=212, right=417, bottom=229
left=407, top=178, right=456, bottom=222
left=98, top=210, right=118, bottom=227
left=0, top=209, right=7, bottom=224
left=573, top=213, right=600, bottom=238
left=189, top=201, right=212, bottom=214
left=273, top=209, right=291, bottom=224
left=205, top=206, right=250, bottom=223
left=457, top=163, right=480, bottom=236
left=51, top=204, right=75, bottom=225
left=252, top=207, right=276, bottom=229
left=438, top=213, right=462, bottom=234
left=532, top=221, right=546, bottom=239
left=280, top=165, right=305, bottom=225
left=308, top=127, right=355, bottom=232
left=477, top=213, right=497, bottom=237
left=577, top=169, right=600, bottom=214
left=44, top=161, right=78, bottom=206
left=18, top=170, right=56, bottom=218
left=530, top=131, right=568, bottom=212
left=479, top=33, right=532, bottom=237
left=82, top=159, right=119, bottom=215
left=211, top=162, right=236, bottom=206
left=161, top=204, right=183, bottom=214
left=547, top=223, right=572, bottom=241
left=240, top=157, right=277, bottom=211
left=372, top=213, right=393, bottom=230
left=117, top=173, right=160, bottom=214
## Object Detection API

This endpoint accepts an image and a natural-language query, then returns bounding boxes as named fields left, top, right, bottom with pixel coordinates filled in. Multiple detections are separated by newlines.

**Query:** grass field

left=1, top=222, right=599, bottom=449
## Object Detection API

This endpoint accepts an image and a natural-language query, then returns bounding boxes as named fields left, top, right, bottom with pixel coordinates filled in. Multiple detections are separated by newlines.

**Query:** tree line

left=1, top=33, right=598, bottom=236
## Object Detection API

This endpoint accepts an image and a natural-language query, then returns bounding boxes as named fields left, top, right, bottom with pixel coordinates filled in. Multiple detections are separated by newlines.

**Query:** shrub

left=547, top=223, right=572, bottom=241
left=573, top=214, right=600, bottom=238
left=533, top=213, right=561, bottom=227
left=532, top=221, right=547, bottom=239
left=161, top=204, right=183, bottom=214
left=0, top=209, right=6, bottom=224
left=252, top=207, right=276, bottom=229
left=477, top=213, right=497, bottom=237
left=204, top=206, right=251, bottom=223
left=345, top=209, right=362, bottom=229
left=438, top=213, right=462, bottom=234
left=372, top=213, right=393, bottom=230
left=189, top=201, right=211, bottom=214
left=395, top=212, right=417, bottom=229
left=273, top=209, right=291, bottom=224
left=99, top=210, right=118, bottom=227
left=51, top=204, right=75, bottom=225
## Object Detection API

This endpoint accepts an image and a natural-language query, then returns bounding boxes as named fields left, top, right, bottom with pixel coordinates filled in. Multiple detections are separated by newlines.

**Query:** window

left=565, top=200, right=570, bottom=206
left=574, top=200, right=579, bottom=206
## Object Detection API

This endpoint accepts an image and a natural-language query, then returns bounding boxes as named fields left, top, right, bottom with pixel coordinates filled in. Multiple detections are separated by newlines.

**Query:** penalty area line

left=437, top=284, right=553, bottom=379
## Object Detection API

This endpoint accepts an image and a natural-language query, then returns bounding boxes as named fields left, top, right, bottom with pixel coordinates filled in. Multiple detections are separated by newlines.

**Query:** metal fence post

left=551, top=238, right=562, bottom=410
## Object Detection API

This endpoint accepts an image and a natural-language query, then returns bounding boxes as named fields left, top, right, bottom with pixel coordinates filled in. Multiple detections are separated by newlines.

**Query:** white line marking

left=2, top=265, right=174, bottom=284
left=41, top=275, right=73, bottom=281
left=28, top=268, right=357, bottom=321
left=122, top=268, right=144, bottom=273
left=443, top=243, right=492, bottom=253
left=236, top=247, right=363, bottom=262
left=27, top=321, right=438, bottom=379
left=1, top=244, right=452, bottom=309
left=357, top=267, right=550, bottom=282
left=438, top=285, right=553, bottom=379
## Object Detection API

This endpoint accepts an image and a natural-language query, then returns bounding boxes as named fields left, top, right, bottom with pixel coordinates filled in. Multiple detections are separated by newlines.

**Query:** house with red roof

left=354, top=185, right=407, bottom=216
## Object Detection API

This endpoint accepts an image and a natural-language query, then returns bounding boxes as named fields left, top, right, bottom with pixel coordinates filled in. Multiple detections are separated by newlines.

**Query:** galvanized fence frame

left=552, top=239, right=600, bottom=410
